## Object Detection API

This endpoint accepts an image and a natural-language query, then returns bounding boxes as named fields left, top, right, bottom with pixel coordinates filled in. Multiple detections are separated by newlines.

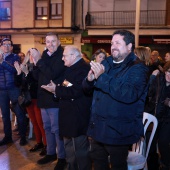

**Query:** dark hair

left=46, top=32, right=59, bottom=38
left=163, top=61, right=170, bottom=72
left=1, top=38, right=13, bottom=46
left=112, top=29, right=135, bottom=51
left=18, top=52, right=25, bottom=57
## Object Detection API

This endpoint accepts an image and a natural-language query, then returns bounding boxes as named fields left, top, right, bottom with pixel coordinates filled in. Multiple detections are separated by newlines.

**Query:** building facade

left=0, top=0, right=170, bottom=58
left=0, top=0, right=81, bottom=54
left=81, top=0, right=170, bottom=59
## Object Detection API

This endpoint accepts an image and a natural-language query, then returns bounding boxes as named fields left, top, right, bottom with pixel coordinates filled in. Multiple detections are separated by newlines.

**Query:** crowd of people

left=0, top=29, right=169, bottom=170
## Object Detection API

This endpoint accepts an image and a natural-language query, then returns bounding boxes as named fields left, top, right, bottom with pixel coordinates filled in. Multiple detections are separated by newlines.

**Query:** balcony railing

left=87, top=10, right=166, bottom=26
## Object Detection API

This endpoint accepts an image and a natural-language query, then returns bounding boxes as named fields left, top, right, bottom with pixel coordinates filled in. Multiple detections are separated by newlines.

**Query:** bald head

left=62, top=45, right=82, bottom=67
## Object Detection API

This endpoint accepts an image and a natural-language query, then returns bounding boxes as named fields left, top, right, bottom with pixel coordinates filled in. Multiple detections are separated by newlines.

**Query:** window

left=35, top=0, right=62, bottom=20
left=0, top=0, right=11, bottom=21
left=50, top=0, right=62, bottom=19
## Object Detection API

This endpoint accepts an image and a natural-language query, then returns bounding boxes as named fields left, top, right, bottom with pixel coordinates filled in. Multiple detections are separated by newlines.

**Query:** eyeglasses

left=62, top=54, right=73, bottom=58
left=2, top=44, right=11, bottom=47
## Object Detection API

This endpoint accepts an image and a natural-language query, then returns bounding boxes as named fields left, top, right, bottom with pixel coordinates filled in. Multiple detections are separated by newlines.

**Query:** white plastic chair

left=127, top=112, right=158, bottom=170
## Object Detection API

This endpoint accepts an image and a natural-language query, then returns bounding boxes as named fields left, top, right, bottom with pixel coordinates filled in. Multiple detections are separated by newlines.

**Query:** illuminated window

left=35, top=0, right=63, bottom=20
left=0, top=0, right=11, bottom=21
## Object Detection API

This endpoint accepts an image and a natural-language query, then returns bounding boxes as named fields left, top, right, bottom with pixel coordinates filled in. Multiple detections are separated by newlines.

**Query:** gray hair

left=64, top=45, right=82, bottom=58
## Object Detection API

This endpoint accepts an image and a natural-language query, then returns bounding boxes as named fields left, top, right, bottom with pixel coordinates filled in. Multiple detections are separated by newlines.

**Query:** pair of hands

left=41, top=80, right=56, bottom=94
left=87, top=61, right=105, bottom=81
left=152, top=69, right=160, bottom=76
left=164, top=98, right=170, bottom=107
left=28, top=48, right=41, bottom=66
left=14, top=62, right=29, bottom=75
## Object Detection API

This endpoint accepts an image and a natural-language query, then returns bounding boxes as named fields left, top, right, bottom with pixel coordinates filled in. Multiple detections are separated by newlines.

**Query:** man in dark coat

left=41, top=45, right=92, bottom=170
left=30, top=33, right=67, bottom=170
left=83, top=30, right=149, bottom=170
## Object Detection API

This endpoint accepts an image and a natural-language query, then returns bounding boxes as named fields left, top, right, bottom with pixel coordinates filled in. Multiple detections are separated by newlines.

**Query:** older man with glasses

left=0, top=38, right=27, bottom=146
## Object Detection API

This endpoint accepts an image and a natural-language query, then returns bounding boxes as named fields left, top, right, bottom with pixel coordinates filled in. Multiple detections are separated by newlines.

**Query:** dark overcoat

left=55, top=58, right=92, bottom=137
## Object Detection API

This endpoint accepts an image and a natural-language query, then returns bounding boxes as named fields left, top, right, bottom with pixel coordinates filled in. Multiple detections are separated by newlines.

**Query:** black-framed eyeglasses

left=63, top=54, right=73, bottom=58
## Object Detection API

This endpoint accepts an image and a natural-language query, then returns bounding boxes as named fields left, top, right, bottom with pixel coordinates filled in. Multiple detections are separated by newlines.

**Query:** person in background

left=12, top=52, right=26, bottom=133
left=0, top=38, right=27, bottom=146
left=164, top=52, right=170, bottom=63
left=30, top=32, right=67, bottom=170
left=18, top=52, right=25, bottom=63
left=134, top=46, right=151, bottom=66
left=42, top=45, right=92, bottom=170
left=150, top=50, right=165, bottom=72
left=91, top=48, right=107, bottom=63
left=14, top=48, right=47, bottom=156
left=135, top=46, right=160, bottom=170
left=134, top=46, right=153, bottom=75
left=83, top=29, right=149, bottom=170
left=145, top=62, right=170, bottom=170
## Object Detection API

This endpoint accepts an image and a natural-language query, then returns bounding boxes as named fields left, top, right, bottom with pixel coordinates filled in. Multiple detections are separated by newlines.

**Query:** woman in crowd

left=146, top=62, right=170, bottom=170
left=164, top=52, right=170, bottom=63
left=134, top=46, right=151, bottom=66
left=14, top=49, right=47, bottom=156
left=91, top=48, right=107, bottom=63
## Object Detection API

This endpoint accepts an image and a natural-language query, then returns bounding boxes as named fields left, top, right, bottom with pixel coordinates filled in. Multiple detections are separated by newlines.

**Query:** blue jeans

left=0, top=87, right=27, bottom=139
left=64, top=135, right=91, bottom=170
left=41, top=108, right=65, bottom=158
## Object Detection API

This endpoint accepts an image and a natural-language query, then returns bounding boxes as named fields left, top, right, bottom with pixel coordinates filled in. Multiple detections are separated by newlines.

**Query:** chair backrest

left=131, top=112, right=158, bottom=160
left=143, top=112, right=158, bottom=159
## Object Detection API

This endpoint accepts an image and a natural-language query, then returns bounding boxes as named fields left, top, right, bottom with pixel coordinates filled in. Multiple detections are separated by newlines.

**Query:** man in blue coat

left=0, top=38, right=27, bottom=146
left=83, top=30, right=149, bottom=170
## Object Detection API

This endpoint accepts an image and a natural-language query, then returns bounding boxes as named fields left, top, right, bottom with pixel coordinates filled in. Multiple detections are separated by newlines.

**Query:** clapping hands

left=29, top=48, right=41, bottom=65
left=14, top=61, right=22, bottom=75
left=87, top=61, right=105, bottom=81
left=41, top=80, right=56, bottom=94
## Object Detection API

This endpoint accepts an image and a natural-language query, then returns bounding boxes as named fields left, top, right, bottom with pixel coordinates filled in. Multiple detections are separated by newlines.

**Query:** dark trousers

left=158, top=122, right=170, bottom=170
left=147, top=121, right=170, bottom=170
left=0, top=87, right=27, bottom=139
left=89, top=140, right=129, bottom=170
left=64, top=135, right=91, bottom=170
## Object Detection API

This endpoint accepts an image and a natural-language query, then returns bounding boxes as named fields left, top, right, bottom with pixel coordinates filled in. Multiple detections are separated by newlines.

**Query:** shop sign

left=154, top=39, right=170, bottom=44
left=59, top=37, right=73, bottom=44
left=81, top=37, right=111, bottom=44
